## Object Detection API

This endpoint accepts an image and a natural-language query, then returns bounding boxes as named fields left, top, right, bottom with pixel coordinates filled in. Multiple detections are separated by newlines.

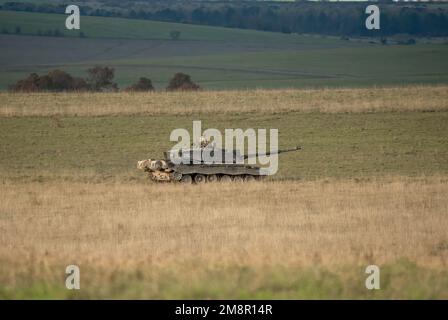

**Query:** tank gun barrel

left=243, top=146, right=301, bottom=160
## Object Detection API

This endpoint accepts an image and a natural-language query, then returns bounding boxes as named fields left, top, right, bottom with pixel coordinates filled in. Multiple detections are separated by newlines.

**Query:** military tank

left=137, top=138, right=301, bottom=184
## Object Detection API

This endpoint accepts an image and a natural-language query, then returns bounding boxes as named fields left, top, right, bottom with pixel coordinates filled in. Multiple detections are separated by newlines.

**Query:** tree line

left=9, top=66, right=200, bottom=92
left=1, top=1, right=448, bottom=37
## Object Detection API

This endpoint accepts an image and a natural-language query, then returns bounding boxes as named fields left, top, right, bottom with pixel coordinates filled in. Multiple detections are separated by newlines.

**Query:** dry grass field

left=1, top=85, right=447, bottom=117
left=1, top=178, right=448, bottom=298
left=2, top=177, right=448, bottom=267
left=1, top=86, right=448, bottom=298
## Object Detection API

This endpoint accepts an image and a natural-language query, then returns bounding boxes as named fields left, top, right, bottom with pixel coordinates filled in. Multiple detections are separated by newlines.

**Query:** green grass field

left=2, top=260, right=447, bottom=299
left=89, top=45, right=448, bottom=89
left=1, top=111, right=447, bottom=182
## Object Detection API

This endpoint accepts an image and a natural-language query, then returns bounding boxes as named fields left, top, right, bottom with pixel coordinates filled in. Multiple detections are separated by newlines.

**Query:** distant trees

left=9, top=70, right=88, bottom=92
left=166, top=73, right=200, bottom=91
left=10, top=73, right=43, bottom=92
left=9, top=67, right=115, bottom=92
left=46, top=69, right=87, bottom=91
left=86, top=66, right=118, bottom=92
left=2, top=1, right=447, bottom=37
left=125, top=73, right=200, bottom=92
left=9, top=68, right=201, bottom=92
left=2, top=2, right=448, bottom=37
left=125, top=77, right=154, bottom=92
left=0, top=1, right=66, bottom=14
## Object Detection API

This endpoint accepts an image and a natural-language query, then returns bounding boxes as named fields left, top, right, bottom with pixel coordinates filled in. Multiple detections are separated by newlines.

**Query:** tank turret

left=243, top=146, right=301, bottom=160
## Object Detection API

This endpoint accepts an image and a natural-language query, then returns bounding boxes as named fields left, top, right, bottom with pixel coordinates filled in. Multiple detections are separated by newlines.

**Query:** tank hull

left=138, top=160, right=262, bottom=183
left=176, top=164, right=260, bottom=176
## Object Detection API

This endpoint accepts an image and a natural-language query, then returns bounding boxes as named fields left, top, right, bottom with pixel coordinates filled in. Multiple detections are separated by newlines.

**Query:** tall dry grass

left=1, top=177, right=447, bottom=271
left=1, top=85, right=447, bottom=117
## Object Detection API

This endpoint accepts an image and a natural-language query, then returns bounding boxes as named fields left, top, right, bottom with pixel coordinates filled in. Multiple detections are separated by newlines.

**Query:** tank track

left=146, top=170, right=263, bottom=184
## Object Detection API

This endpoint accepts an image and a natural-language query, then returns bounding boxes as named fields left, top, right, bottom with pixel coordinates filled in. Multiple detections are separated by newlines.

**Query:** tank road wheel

left=172, top=172, right=182, bottom=182
left=194, top=174, right=206, bottom=184
left=220, top=175, right=232, bottom=183
left=243, top=175, right=256, bottom=182
left=232, top=175, right=244, bottom=183
left=207, top=174, right=218, bottom=183
left=180, top=174, right=193, bottom=184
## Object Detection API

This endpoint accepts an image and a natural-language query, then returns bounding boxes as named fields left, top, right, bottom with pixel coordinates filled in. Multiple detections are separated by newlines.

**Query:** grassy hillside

left=0, top=10, right=327, bottom=43
left=2, top=10, right=448, bottom=90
